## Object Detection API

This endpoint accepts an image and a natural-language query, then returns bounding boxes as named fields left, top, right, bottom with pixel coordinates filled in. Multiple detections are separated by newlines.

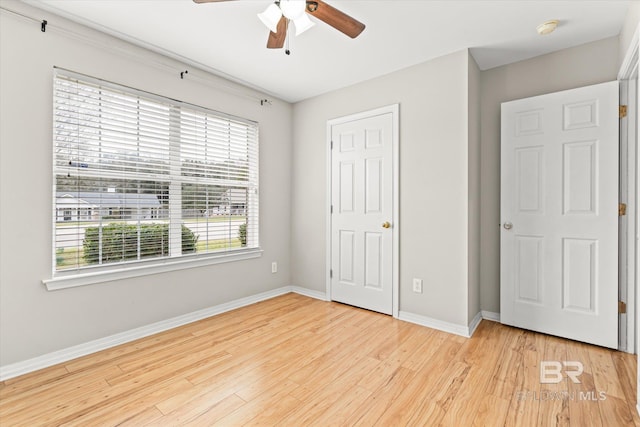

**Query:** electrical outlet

left=412, top=278, right=423, bottom=293
left=271, top=262, right=278, bottom=273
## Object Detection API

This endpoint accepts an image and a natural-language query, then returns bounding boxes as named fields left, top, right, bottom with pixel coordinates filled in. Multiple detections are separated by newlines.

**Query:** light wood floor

left=0, top=293, right=638, bottom=426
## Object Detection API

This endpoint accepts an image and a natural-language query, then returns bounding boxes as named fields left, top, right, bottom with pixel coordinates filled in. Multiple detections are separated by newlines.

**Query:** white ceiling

left=26, top=0, right=630, bottom=103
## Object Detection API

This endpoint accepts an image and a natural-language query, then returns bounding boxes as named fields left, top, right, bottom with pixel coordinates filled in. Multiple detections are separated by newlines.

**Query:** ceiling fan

left=193, top=0, right=366, bottom=52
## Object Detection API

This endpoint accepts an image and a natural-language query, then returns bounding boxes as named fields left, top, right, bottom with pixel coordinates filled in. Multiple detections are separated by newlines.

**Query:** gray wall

left=619, top=1, right=640, bottom=69
left=478, top=37, right=620, bottom=314
left=467, top=52, right=481, bottom=323
left=0, top=2, right=292, bottom=366
left=292, top=50, right=478, bottom=327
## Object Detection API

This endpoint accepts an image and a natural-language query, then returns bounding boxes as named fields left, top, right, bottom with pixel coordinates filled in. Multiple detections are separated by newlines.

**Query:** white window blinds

left=53, top=69, right=259, bottom=274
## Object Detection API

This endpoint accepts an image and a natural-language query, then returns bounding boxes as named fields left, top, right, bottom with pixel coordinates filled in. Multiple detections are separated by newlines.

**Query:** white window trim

left=43, top=248, right=263, bottom=290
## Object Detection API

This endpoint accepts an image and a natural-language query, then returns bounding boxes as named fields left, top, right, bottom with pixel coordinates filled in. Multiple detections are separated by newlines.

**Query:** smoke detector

left=537, top=20, right=559, bottom=35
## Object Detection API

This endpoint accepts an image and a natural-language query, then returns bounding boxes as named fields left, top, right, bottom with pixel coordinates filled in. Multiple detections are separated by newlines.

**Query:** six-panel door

left=501, top=81, right=619, bottom=348
left=331, top=112, right=393, bottom=315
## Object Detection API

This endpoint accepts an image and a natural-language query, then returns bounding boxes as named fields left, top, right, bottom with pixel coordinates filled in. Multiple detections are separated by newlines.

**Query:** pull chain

left=285, top=19, right=291, bottom=55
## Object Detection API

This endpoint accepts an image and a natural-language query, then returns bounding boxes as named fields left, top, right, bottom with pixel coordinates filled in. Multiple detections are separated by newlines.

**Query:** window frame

left=44, top=69, right=261, bottom=290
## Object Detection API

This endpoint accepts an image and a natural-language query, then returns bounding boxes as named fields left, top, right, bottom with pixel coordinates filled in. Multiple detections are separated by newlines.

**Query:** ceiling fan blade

left=192, top=0, right=234, bottom=3
left=306, top=0, right=365, bottom=39
left=267, top=17, right=287, bottom=49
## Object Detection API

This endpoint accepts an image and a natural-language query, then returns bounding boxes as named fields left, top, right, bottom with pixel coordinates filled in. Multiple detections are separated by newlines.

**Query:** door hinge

left=620, top=105, right=628, bottom=119
left=619, top=301, right=627, bottom=314
left=329, top=269, right=333, bottom=279
left=619, top=203, right=627, bottom=216
left=330, top=205, right=333, bottom=214
left=330, top=140, right=334, bottom=149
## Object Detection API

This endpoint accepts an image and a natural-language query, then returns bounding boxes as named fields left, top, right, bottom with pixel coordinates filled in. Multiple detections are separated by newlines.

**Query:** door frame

left=619, top=23, right=639, bottom=355
left=325, top=104, right=400, bottom=318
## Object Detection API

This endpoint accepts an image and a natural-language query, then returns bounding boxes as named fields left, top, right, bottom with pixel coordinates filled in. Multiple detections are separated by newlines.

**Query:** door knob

left=382, top=221, right=391, bottom=229
left=503, top=222, right=513, bottom=230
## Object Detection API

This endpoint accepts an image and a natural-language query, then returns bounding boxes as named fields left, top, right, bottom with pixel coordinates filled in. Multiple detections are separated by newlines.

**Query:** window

left=52, top=70, right=259, bottom=278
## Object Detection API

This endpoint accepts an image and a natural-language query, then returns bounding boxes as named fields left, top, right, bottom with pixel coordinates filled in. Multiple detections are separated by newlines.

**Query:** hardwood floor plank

left=358, top=329, right=462, bottom=394
left=60, top=378, right=194, bottom=426
left=64, top=328, right=196, bottom=374
left=502, top=331, right=544, bottom=426
left=305, top=385, right=373, bottom=427
left=0, top=378, right=110, bottom=425
left=0, top=363, right=123, bottom=419
left=441, top=322, right=510, bottom=427
left=0, top=363, right=121, bottom=407
left=184, top=305, right=354, bottom=386
left=114, top=405, right=164, bottom=426
left=486, top=325, right=527, bottom=400
left=287, top=320, right=392, bottom=392
left=154, top=367, right=253, bottom=416
left=566, top=340, right=604, bottom=427
left=155, top=390, right=247, bottom=426
left=612, top=351, right=640, bottom=426
left=399, top=326, right=443, bottom=371
left=596, top=395, right=636, bottom=427
left=437, top=365, right=490, bottom=426
left=374, top=360, right=470, bottom=427
left=211, top=380, right=299, bottom=426
left=358, top=324, right=439, bottom=391
left=0, top=365, right=70, bottom=394
left=155, top=350, right=298, bottom=415
left=0, top=293, right=636, bottom=427
left=471, top=394, right=511, bottom=427
left=180, top=394, right=247, bottom=427
left=589, top=346, right=636, bottom=426
left=591, top=346, right=629, bottom=400
left=283, top=357, right=381, bottom=425
left=107, top=348, right=231, bottom=386
left=348, top=366, right=422, bottom=426
left=535, top=335, right=569, bottom=427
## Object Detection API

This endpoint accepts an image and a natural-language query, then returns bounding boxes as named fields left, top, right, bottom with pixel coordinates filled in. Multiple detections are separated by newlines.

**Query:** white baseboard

left=481, top=310, right=500, bottom=322
left=300, top=291, right=484, bottom=338
left=468, top=312, right=483, bottom=337
left=1, top=285, right=324, bottom=381
left=398, top=311, right=477, bottom=338
left=0, top=285, right=497, bottom=381
left=290, top=286, right=328, bottom=301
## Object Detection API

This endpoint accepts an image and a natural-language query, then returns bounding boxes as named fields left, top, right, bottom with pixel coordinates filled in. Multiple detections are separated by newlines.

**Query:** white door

left=501, top=81, right=619, bottom=349
left=330, top=108, right=395, bottom=315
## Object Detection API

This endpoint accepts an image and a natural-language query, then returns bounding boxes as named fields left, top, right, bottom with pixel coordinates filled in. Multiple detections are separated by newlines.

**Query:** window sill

left=42, top=249, right=263, bottom=291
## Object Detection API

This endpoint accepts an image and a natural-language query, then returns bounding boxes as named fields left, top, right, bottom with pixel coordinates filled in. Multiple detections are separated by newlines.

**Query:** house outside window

left=52, top=69, right=259, bottom=276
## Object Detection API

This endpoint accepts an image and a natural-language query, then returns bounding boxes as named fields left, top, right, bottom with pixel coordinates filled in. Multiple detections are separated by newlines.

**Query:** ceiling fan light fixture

left=258, top=3, right=283, bottom=33
left=194, top=0, right=365, bottom=51
left=293, top=13, right=315, bottom=35
left=279, top=0, right=306, bottom=20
